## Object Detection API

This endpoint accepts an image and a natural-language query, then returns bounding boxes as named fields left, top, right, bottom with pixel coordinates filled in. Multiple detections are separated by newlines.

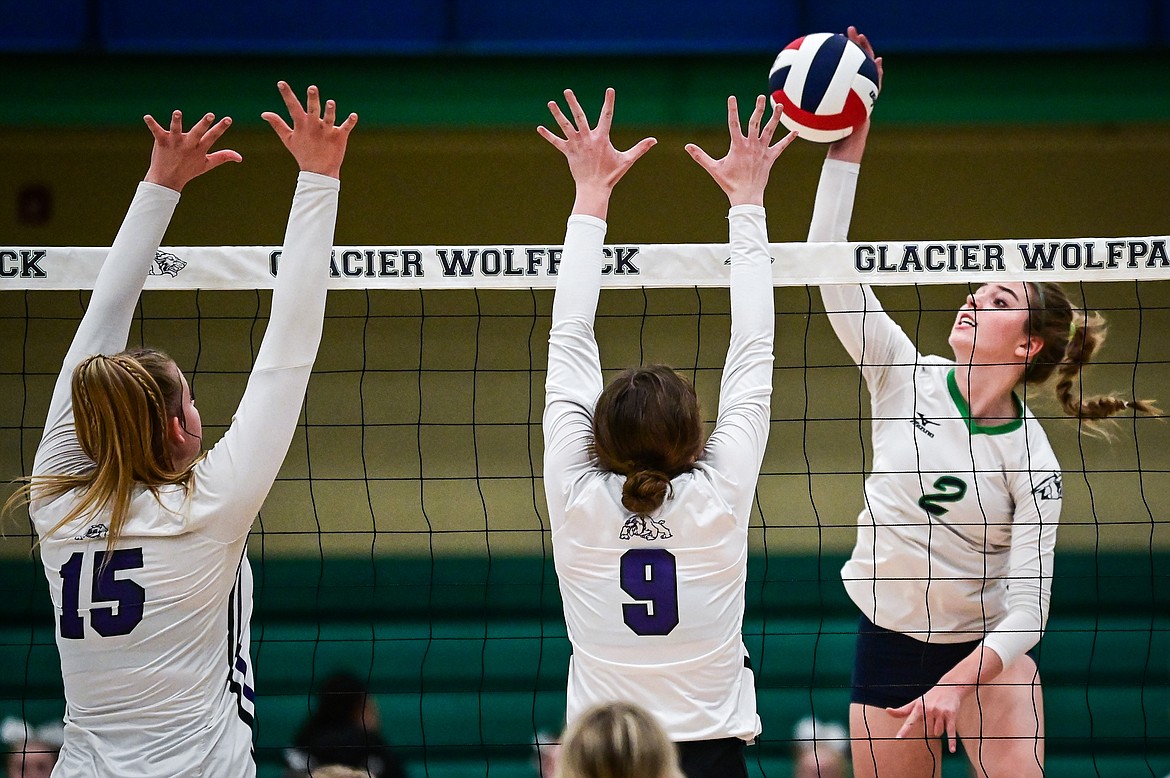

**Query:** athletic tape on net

left=2, top=237, right=1168, bottom=290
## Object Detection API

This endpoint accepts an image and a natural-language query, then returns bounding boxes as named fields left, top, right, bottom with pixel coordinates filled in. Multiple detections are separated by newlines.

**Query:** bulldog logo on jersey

left=149, top=250, right=188, bottom=277
left=619, top=515, right=673, bottom=541
left=1032, top=472, right=1062, bottom=501
left=73, top=523, right=109, bottom=541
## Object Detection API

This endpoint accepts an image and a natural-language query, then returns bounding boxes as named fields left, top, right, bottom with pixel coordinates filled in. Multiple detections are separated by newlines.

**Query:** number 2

left=619, top=549, right=679, bottom=636
left=918, top=475, right=968, bottom=517
left=59, top=548, right=146, bottom=639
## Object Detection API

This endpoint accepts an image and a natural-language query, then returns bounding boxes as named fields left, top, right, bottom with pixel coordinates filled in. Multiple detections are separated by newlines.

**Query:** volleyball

left=768, top=32, right=880, bottom=143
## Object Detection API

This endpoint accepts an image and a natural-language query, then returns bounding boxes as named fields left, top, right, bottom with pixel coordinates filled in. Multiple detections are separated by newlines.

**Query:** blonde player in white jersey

left=811, top=28, right=1157, bottom=778
left=539, top=87, right=795, bottom=778
left=8, top=82, right=357, bottom=777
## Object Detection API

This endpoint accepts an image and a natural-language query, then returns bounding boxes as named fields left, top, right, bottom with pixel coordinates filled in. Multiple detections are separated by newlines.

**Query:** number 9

left=619, top=549, right=679, bottom=636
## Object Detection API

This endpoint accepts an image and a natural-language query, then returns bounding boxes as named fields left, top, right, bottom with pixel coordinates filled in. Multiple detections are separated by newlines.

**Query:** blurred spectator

left=309, top=767, right=367, bottom=778
left=792, top=716, right=849, bottom=778
left=2, top=718, right=63, bottom=778
left=532, top=728, right=560, bottom=777
left=283, top=672, right=406, bottom=778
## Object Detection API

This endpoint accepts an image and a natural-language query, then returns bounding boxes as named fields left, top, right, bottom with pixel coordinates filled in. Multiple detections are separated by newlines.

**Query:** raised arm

left=33, top=112, right=240, bottom=478
left=539, top=88, right=656, bottom=515
left=687, top=96, right=795, bottom=504
left=813, top=28, right=916, bottom=382
left=194, top=82, right=357, bottom=541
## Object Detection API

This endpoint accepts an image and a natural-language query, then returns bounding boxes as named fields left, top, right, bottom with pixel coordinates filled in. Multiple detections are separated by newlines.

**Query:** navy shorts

left=676, top=737, right=747, bottom=778
left=851, top=614, right=982, bottom=709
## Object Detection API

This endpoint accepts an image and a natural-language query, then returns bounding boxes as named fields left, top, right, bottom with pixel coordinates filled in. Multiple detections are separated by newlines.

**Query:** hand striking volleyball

left=768, top=32, right=880, bottom=143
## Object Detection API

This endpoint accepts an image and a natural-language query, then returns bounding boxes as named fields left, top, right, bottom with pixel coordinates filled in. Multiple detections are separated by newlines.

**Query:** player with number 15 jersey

left=18, top=84, right=356, bottom=777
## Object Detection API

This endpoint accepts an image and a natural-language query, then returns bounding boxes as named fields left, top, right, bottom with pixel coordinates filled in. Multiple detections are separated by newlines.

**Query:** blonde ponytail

left=4, top=349, right=195, bottom=552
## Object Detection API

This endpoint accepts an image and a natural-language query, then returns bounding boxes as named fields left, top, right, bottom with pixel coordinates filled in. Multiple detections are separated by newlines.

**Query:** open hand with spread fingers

left=143, top=110, right=241, bottom=192
left=537, top=87, right=656, bottom=220
left=686, top=95, right=796, bottom=207
left=262, top=81, right=359, bottom=179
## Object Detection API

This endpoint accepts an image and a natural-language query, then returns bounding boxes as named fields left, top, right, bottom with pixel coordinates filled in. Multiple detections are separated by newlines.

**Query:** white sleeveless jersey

left=544, top=207, right=774, bottom=742
left=812, top=160, right=1062, bottom=668
left=31, top=172, right=340, bottom=777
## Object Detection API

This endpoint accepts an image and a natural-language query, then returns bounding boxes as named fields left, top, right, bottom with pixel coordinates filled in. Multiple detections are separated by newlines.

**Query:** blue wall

left=3, top=0, right=1168, bottom=54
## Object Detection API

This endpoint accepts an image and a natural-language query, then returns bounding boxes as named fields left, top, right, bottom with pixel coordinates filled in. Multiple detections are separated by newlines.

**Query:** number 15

left=59, top=548, right=146, bottom=639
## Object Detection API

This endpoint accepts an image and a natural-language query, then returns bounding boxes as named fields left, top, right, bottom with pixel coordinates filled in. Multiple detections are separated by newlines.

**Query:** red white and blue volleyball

left=768, top=32, right=880, bottom=143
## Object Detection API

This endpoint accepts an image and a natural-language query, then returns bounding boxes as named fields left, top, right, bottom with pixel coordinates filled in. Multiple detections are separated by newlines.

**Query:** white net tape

left=2, top=236, right=1168, bottom=290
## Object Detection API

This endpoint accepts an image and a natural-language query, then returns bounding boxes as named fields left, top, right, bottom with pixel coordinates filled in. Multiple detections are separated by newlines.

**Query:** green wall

left=5, top=52, right=1170, bottom=129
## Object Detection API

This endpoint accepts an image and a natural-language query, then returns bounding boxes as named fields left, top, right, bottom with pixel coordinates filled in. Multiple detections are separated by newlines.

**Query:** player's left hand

left=143, top=110, right=241, bottom=192
left=887, top=684, right=963, bottom=753
left=538, top=87, right=657, bottom=193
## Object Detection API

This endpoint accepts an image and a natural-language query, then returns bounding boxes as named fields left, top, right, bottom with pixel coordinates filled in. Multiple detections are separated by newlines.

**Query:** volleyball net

left=2, top=237, right=1169, bottom=776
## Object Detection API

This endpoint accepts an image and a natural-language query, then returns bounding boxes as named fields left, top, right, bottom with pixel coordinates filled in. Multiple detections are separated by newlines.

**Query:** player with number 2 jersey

left=808, top=27, right=1158, bottom=778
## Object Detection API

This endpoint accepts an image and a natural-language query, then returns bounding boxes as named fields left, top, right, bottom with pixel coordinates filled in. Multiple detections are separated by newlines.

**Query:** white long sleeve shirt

left=32, top=172, right=340, bottom=778
left=543, top=206, right=774, bottom=742
left=812, top=159, right=1061, bottom=668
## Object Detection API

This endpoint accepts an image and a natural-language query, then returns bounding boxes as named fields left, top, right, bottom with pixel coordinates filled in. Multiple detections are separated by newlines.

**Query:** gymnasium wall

left=2, top=2, right=1170, bottom=561
left=3, top=143, right=1169, bottom=563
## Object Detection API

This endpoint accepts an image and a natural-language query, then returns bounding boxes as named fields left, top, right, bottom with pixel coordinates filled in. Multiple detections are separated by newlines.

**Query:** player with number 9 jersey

left=539, top=88, right=795, bottom=778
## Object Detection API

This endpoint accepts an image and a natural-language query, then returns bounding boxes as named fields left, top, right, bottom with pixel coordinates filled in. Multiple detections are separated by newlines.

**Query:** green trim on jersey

left=947, top=369, right=1024, bottom=435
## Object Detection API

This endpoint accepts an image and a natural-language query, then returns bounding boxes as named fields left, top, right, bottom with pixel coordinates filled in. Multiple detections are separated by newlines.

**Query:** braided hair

left=1024, top=282, right=1158, bottom=427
